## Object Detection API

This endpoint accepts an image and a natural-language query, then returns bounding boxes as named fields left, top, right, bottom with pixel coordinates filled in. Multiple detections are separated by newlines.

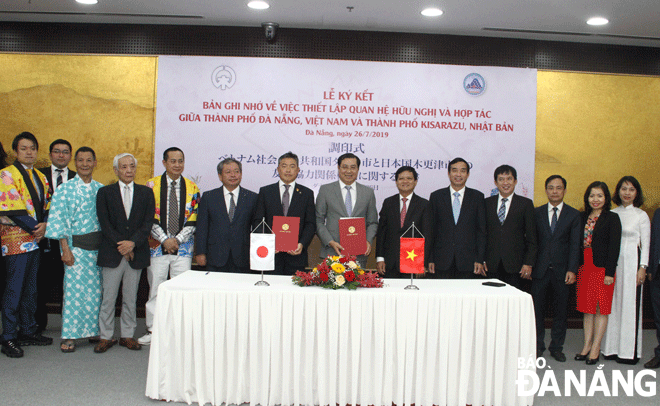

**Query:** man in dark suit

left=36, top=139, right=76, bottom=333
left=195, top=158, right=257, bottom=272
left=95, top=153, right=155, bottom=353
left=315, top=153, right=378, bottom=266
left=428, top=157, right=486, bottom=278
left=484, top=164, right=537, bottom=290
left=376, top=166, right=432, bottom=278
left=252, top=152, right=315, bottom=275
left=645, top=208, right=660, bottom=369
left=532, top=175, right=581, bottom=362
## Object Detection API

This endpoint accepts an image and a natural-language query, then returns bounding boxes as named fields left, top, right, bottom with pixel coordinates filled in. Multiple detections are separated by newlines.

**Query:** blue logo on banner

left=212, top=66, right=237, bottom=90
left=464, top=73, right=486, bottom=96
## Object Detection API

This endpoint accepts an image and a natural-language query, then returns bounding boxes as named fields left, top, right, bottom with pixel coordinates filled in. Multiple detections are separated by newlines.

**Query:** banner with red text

left=155, top=56, right=536, bottom=202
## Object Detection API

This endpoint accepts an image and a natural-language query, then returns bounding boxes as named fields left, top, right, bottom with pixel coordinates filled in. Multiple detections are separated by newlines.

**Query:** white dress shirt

left=547, top=201, right=564, bottom=226
left=224, top=185, right=241, bottom=214
left=117, top=179, right=134, bottom=216
left=279, top=180, right=296, bottom=207
left=50, top=165, right=70, bottom=191
left=339, top=180, right=356, bottom=213
left=450, top=186, right=466, bottom=208
left=497, top=193, right=513, bottom=220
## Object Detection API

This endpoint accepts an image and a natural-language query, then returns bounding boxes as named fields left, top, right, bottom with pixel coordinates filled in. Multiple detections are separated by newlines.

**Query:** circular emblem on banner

left=212, top=65, right=237, bottom=90
left=282, top=223, right=289, bottom=231
left=257, top=246, right=269, bottom=258
left=463, top=73, right=486, bottom=96
left=348, top=226, right=356, bottom=234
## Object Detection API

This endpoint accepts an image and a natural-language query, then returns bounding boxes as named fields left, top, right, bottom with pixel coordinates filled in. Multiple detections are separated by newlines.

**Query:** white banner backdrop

left=155, top=56, right=537, bottom=202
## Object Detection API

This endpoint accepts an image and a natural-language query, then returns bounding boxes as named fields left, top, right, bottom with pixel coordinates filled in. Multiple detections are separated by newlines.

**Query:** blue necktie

left=452, top=192, right=461, bottom=224
left=344, top=185, right=352, bottom=216
left=550, top=207, right=558, bottom=233
left=498, top=198, right=508, bottom=225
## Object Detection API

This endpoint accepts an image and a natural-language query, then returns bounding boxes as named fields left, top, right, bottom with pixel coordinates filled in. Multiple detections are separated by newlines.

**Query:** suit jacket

left=252, top=182, right=316, bottom=269
left=38, top=166, right=76, bottom=253
left=429, top=186, right=486, bottom=273
left=375, top=193, right=432, bottom=277
left=195, top=186, right=257, bottom=269
left=649, top=208, right=660, bottom=279
left=579, top=210, right=621, bottom=277
left=96, top=182, right=155, bottom=269
left=533, top=203, right=581, bottom=280
left=315, top=181, right=378, bottom=261
left=38, top=166, right=76, bottom=198
left=485, top=193, right=538, bottom=274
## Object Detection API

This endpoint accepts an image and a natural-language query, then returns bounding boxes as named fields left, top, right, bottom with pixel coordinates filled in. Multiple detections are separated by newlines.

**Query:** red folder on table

left=273, top=216, right=300, bottom=252
left=339, top=217, right=367, bottom=256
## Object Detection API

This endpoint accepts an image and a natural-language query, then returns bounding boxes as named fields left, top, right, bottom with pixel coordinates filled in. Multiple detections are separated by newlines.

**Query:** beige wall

left=2, top=55, right=659, bottom=267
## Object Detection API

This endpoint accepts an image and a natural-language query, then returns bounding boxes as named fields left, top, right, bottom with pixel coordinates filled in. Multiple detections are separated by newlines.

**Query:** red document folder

left=273, top=216, right=300, bottom=252
left=339, top=217, right=367, bottom=256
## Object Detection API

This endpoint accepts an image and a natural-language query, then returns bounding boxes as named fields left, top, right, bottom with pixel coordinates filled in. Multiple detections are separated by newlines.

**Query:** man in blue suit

left=532, top=175, right=581, bottom=362
left=252, top=152, right=316, bottom=275
left=195, top=158, right=257, bottom=272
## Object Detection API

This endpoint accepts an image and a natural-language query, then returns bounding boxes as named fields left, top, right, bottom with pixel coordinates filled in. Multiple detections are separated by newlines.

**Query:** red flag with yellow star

left=400, top=238, right=424, bottom=274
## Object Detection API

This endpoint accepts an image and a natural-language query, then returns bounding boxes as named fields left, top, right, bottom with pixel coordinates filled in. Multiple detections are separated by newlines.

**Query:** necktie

left=344, top=185, right=352, bottom=216
left=123, top=185, right=132, bottom=218
left=498, top=198, right=508, bottom=225
left=400, top=197, right=408, bottom=228
left=55, top=168, right=63, bottom=188
left=228, top=192, right=236, bottom=222
left=168, top=181, right=179, bottom=236
left=550, top=207, right=558, bottom=233
left=282, top=184, right=290, bottom=216
left=452, top=192, right=461, bottom=224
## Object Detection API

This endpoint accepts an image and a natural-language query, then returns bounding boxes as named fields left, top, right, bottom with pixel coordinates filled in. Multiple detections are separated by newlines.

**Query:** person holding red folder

left=252, top=152, right=316, bottom=275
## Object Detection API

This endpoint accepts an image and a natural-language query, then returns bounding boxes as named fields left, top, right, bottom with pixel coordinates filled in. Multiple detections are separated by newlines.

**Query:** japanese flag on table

left=250, top=233, right=275, bottom=271
left=399, top=238, right=424, bottom=274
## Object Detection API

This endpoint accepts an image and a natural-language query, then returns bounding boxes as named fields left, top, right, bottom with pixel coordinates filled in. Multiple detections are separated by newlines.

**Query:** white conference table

left=145, top=271, right=536, bottom=406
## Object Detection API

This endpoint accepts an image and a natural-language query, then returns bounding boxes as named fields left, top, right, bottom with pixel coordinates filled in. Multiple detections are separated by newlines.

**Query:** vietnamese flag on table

left=400, top=238, right=425, bottom=274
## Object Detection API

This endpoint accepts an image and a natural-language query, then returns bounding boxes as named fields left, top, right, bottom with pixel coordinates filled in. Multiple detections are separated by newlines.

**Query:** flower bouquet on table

left=292, top=255, right=384, bottom=290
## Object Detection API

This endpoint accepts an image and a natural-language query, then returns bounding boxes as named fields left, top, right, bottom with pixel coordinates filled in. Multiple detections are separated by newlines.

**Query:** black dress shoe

left=586, top=355, right=600, bottom=365
left=17, top=332, right=53, bottom=346
left=1, top=340, right=24, bottom=358
left=644, top=356, right=660, bottom=369
left=550, top=351, right=566, bottom=362
left=574, top=353, right=588, bottom=361
left=603, top=354, right=617, bottom=360
left=615, top=356, right=639, bottom=365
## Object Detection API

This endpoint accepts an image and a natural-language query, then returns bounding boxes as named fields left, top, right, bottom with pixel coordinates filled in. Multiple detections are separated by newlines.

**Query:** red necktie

left=400, top=197, right=407, bottom=228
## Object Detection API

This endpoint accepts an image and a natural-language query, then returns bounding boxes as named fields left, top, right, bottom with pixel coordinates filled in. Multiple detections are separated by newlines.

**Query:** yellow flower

left=335, top=275, right=346, bottom=286
left=331, top=255, right=340, bottom=261
left=331, top=263, right=346, bottom=274
left=358, top=270, right=365, bottom=275
left=313, top=267, right=318, bottom=272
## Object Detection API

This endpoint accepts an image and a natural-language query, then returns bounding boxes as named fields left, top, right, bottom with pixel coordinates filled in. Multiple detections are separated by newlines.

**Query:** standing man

left=45, top=147, right=103, bottom=353
left=195, top=158, right=257, bottom=272
left=645, top=208, right=660, bottom=368
left=532, top=175, right=581, bottom=361
left=252, top=152, right=315, bottom=275
left=376, top=166, right=432, bottom=278
left=138, top=147, right=199, bottom=346
left=484, top=164, right=537, bottom=289
left=428, top=157, right=486, bottom=278
left=95, top=153, right=155, bottom=353
left=316, top=153, right=378, bottom=266
left=36, top=139, right=76, bottom=333
left=0, top=132, right=52, bottom=358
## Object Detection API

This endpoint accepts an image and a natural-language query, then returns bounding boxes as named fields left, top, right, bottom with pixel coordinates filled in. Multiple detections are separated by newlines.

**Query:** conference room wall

left=1, top=23, right=659, bottom=271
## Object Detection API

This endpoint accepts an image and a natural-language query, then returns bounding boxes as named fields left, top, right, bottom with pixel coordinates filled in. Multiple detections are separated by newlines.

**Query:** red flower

left=319, top=271, right=329, bottom=282
left=338, top=256, right=349, bottom=264
left=344, top=270, right=355, bottom=282
left=318, top=262, right=330, bottom=272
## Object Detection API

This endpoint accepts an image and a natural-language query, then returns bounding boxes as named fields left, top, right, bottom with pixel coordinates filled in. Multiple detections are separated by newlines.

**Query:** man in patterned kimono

left=45, top=147, right=103, bottom=353
left=138, top=147, right=199, bottom=346
left=0, top=132, right=53, bottom=358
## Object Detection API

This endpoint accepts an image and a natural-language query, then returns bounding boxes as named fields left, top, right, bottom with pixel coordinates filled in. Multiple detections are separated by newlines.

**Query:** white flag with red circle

left=250, top=233, right=275, bottom=271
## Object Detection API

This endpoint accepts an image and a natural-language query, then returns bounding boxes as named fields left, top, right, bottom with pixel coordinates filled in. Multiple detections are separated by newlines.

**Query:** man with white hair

left=94, top=153, right=155, bottom=353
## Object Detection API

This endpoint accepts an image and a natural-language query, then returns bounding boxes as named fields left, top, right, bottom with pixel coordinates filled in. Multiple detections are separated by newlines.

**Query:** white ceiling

left=2, top=0, right=660, bottom=48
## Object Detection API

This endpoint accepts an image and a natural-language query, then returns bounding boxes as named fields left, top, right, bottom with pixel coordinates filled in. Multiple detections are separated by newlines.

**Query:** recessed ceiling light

left=587, top=17, right=609, bottom=26
left=76, top=0, right=98, bottom=4
left=248, top=1, right=270, bottom=10
left=421, top=8, right=443, bottom=17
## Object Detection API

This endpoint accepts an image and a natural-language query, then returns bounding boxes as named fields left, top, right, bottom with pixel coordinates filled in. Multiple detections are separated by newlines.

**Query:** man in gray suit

left=315, top=153, right=378, bottom=265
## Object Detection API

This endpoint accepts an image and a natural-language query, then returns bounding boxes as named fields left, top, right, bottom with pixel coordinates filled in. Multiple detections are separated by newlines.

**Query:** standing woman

left=575, top=182, right=622, bottom=364
left=601, top=176, right=649, bottom=364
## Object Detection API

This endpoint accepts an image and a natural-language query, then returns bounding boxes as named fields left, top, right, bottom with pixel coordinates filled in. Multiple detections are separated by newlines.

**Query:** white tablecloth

left=145, top=271, right=536, bottom=406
